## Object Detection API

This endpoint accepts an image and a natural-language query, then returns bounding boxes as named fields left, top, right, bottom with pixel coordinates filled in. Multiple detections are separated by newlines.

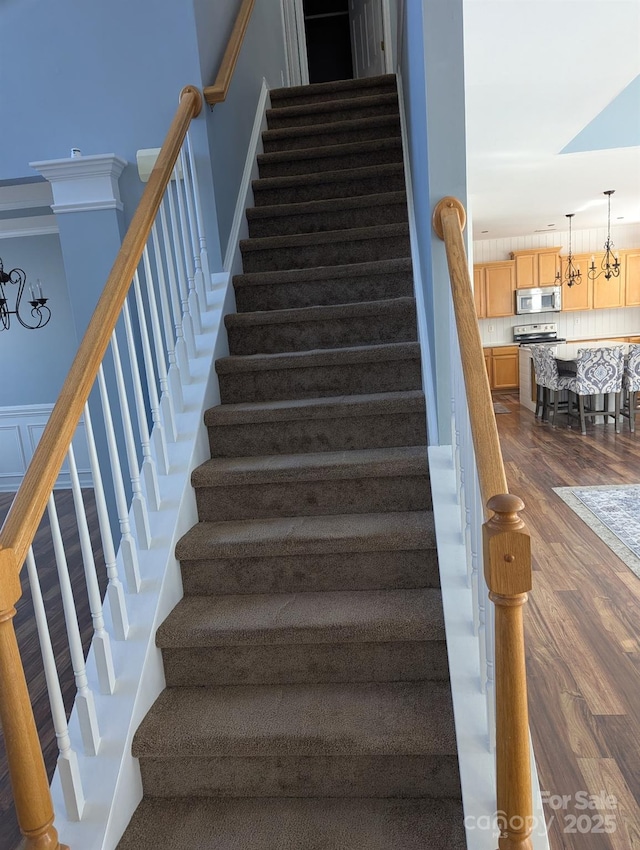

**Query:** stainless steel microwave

left=515, top=285, right=562, bottom=314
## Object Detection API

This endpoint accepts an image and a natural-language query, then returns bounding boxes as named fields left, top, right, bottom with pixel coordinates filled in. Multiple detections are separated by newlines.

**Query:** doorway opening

left=302, top=0, right=353, bottom=84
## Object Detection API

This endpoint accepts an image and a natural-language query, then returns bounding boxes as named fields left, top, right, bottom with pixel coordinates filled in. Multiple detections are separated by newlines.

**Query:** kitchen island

left=518, top=338, right=631, bottom=412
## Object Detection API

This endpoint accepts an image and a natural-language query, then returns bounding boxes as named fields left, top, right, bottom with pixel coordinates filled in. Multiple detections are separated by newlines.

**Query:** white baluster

left=67, top=442, right=116, bottom=695
left=180, top=144, right=206, bottom=305
left=132, top=270, right=175, bottom=453
left=151, top=221, right=185, bottom=411
left=84, top=403, right=129, bottom=639
left=110, top=330, right=151, bottom=549
left=174, top=163, right=202, bottom=334
left=165, top=181, right=196, bottom=358
left=122, top=299, right=162, bottom=510
left=142, top=245, right=178, bottom=442
left=186, top=131, right=212, bottom=289
left=47, top=493, right=101, bottom=757
left=159, top=202, right=191, bottom=378
left=26, top=547, right=85, bottom=820
left=97, top=365, right=142, bottom=593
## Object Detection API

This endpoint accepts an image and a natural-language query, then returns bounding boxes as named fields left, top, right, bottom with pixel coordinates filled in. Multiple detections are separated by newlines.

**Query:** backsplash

left=480, top=307, right=640, bottom=346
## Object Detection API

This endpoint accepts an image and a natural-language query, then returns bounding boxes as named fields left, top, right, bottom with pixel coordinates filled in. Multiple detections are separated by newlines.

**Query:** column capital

left=29, top=153, right=128, bottom=214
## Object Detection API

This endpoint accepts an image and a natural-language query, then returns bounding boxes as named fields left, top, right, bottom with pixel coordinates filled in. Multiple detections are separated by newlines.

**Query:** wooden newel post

left=0, top=550, right=68, bottom=850
left=483, top=494, right=533, bottom=850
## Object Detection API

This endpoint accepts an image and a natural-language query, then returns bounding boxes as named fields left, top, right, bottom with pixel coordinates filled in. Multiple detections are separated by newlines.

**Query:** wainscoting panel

left=0, top=404, right=91, bottom=492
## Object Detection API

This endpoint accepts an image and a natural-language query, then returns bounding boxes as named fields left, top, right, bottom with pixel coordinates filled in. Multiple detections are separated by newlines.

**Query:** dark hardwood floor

left=495, top=391, right=640, bottom=850
left=0, top=490, right=104, bottom=850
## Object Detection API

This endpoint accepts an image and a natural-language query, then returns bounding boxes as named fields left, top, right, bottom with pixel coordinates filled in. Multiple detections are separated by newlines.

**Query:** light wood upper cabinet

left=624, top=252, right=640, bottom=306
left=591, top=251, right=625, bottom=309
left=473, top=267, right=486, bottom=318
left=473, top=261, right=515, bottom=318
left=511, top=247, right=561, bottom=288
left=560, top=253, right=591, bottom=312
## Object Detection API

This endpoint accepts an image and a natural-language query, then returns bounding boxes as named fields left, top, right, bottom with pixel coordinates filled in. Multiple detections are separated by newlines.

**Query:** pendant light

left=588, top=190, right=621, bottom=281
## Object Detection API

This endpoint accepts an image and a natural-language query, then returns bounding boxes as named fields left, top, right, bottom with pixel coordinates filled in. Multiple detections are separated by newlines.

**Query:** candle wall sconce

left=0, top=258, right=51, bottom=331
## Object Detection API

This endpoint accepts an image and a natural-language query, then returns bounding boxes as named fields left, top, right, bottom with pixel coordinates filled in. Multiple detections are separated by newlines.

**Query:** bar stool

left=530, top=345, right=547, bottom=419
left=621, top=343, right=640, bottom=432
left=537, top=346, right=572, bottom=425
left=566, top=347, right=624, bottom=435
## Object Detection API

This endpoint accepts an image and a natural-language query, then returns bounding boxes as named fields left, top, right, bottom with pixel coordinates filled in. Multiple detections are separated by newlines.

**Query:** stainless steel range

left=513, top=322, right=566, bottom=346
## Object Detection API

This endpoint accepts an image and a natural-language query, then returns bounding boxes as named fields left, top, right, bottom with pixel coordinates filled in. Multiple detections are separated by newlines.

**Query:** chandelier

left=0, top=258, right=51, bottom=331
left=588, top=190, right=620, bottom=281
left=555, top=213, right=582, bottom=287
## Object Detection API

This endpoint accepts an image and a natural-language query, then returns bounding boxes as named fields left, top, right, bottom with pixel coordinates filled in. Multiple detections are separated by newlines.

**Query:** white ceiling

left=463, top=0, right=640, bottom=241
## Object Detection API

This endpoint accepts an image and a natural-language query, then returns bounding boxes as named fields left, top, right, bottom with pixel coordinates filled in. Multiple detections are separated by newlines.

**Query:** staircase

left=117, top=74, right=465, bottom=849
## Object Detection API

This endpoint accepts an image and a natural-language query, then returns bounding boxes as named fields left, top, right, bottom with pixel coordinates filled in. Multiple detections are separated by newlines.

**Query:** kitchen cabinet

left=484, top=345, right=519, bottom=390
left=591, top=251, right=625, bottom=309
left=473, top=267, right=485, bottom=318
left=624, top=252, right=640, bottom=306
left=511, top=247, right=561, bottom=288
left=474, top=261, right=515, bottom=318
left=560, top=253, right=592, bottom=312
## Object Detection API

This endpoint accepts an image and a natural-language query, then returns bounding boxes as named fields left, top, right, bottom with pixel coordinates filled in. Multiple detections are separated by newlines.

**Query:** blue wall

left=0, top=234, right=78, bottom=406
left=207, top=0, right=288, bottom=258
left=399, top=0, right=467, bottom=444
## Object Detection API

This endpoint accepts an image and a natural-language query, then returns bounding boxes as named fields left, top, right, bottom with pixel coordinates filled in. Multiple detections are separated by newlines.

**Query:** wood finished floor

left=495, top=391, right=640, bottom=850
left=0, top=490, right=104, bottom=850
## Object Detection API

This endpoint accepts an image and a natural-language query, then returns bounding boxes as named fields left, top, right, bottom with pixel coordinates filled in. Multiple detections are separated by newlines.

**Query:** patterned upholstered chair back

left=530, top=345, right=547, bottom=385
left=624, top=344, right=640, bottom=392
left=574, top=347, right=624, bottom=395
left=538, top=346, right=565, bottom=391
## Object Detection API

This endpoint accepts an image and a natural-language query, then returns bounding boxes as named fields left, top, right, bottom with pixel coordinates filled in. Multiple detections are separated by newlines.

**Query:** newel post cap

left=483, top=493, right=532, bottom=596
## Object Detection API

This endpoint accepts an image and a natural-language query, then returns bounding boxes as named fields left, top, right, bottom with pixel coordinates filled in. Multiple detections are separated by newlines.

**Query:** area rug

left=553, top=484, right=640, bottom=578
left=493, top=402, right=511, bottom=414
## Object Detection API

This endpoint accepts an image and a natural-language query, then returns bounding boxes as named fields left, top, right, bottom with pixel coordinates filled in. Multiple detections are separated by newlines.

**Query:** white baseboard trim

left=223, top=78, right=271, bottom=274
left=0, top=403, right=91, bottom=492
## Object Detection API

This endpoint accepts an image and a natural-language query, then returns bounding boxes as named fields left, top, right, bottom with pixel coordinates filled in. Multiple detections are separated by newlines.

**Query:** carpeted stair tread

left=240, top=221, right=408, bottom=253
left=156, top=588, right=444, bottom=648
left=262, top=114, right=401, bottom=152
left=192, top=445, right=427, bottom=488
left=175, top=510, right=435, bottom=561
left=216, top=341, right=419, bottom=375
left=225, top=296, right=414, bottom=329
left=234, top=256, right=412, bottom=291
left=270, top=73, right=398, bottom=106
left=117, top=797, right=466, bottom=850
left=256, top=137, right=402, bottom=178
left=252, top=162, right=406, bottom=206
left=132, top=680, right=457, bottom=758
left=246, top=191, right=407, bottom=226
left=205, top=390, right=425, bottom=426
left=204, top=391, right=427, bottom=458
left=266, top=92, right=399, bottom=129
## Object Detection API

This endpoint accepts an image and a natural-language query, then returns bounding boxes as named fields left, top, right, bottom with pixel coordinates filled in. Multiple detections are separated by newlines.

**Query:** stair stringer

left=52, top=281, right=237, bottom=850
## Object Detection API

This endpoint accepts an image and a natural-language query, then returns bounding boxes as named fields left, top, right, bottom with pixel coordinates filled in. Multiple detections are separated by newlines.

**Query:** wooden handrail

left=0, top=85, right=202, bottom=608
left=204, top=0, right=256, bottom=106
left=0, top=83, right=202, bottom=850
left=433, top=197, right=534, bottom=850
left=432, top=197, right=508, bottom=507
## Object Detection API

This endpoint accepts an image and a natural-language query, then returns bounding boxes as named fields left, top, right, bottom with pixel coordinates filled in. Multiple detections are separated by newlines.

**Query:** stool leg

left=615, top=391, right=621, bottom=433
left=631, top=391, right=637, bottom=433
left=578, top=395, right=587, bottom=435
